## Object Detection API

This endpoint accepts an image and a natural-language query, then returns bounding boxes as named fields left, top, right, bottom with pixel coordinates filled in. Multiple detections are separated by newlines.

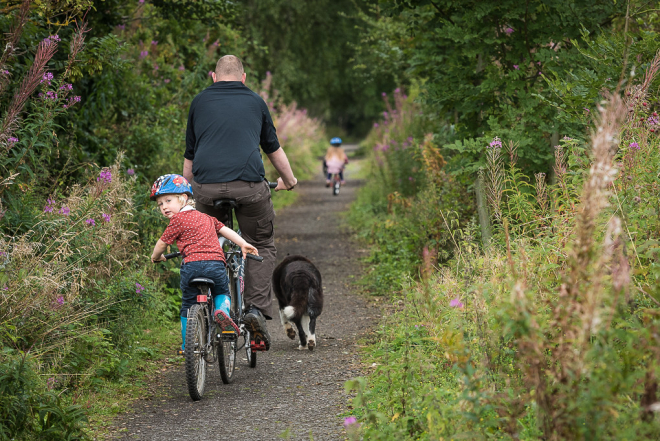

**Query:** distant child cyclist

left=324, top=137, right=348, bottom=187
left=149, top=174, right=258, bottom=355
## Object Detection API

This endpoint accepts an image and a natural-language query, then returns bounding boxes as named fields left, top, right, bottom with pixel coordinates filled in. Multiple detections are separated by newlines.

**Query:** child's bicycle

left=330, top=172, right=341, bottom=196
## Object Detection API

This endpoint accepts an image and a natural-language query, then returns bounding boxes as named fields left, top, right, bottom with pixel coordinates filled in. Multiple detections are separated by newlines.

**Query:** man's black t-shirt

left=184, top=81, right=281, bottom=184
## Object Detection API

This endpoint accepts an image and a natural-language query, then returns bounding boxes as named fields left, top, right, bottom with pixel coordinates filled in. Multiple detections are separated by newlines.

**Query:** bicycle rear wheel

left=333, top=175, right=340, bottom=195
left=217, top=339, right=236, bottom=383
left=185, top=304, right=207, bottom=401
left=245, top=330, right=257, bottom=368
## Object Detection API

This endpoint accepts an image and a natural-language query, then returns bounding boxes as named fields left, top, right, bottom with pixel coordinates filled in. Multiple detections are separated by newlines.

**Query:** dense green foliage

left=0, top=0, right=330, bottom=437
left=346, top=3, right=660, bottom=439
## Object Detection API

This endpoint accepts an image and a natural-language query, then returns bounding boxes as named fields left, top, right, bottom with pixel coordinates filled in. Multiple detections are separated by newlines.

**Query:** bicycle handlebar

left=268, top=181, right=278, bottom=189
left=246, top=254, right=264, bottom=262
left=164, top=252, right=181, bottom=260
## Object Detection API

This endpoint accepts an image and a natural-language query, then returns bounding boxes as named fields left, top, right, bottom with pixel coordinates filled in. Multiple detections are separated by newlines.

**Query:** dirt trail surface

left=111, top=149, right=379, bottom=440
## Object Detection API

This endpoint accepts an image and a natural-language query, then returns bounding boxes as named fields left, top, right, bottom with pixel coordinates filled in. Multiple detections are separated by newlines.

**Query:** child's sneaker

left=214, top=310, right=240, bottom=334
left=325, top=180, right=331, bottom=187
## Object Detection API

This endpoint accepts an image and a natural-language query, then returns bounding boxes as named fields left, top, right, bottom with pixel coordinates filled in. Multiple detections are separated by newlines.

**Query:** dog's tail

left=283, top=287, right=323, bottom=320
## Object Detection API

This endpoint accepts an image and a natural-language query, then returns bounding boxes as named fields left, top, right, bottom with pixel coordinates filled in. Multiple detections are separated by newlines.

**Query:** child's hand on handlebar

left=241, top=243, right=259, bottom=259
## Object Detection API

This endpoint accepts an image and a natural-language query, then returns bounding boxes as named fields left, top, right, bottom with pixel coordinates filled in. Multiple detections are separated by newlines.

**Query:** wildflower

left=8, top=137, right=18, bottom=144
left=2, top=70, right=9, bottom=75
left=44, top=205, right=53, bottom=213
left=72, top=96, right=81, bottom=103
left=408, top=176, right=414, bottom=181
left=583, top=107, right=590, bottom=113
left=381, top=92, right=386, bottom=97
left=647, top=116, right=659, bottom=127
left=140, top=50, right=149, bottom=59
left=136, top=282, right=144, bottom=294
left=56, top=296, right=64, bottom=305
left=59, top=84, right=73, bottom=91
left=47, top=377, right=57, bottom=390
left=373, top=123, right=379, bottom=128
left=381, top=144, right=390, bottom=152
left=513, top=64, right=519, bottom=70
left=629, top=142, right=640, bottom=150
left=505, top=27, right=514, bottom=34
left=0, top=251, right=5, bottom=256
left=2, top=286, right=7, bottom=290
left=97, top=169, right=112, bottom=183
left=178, top=65, right=185, bottom=71
left=45, top=91, right=58, bottom=100
left=153, top=64, right=159, bottom=70
left=394, top=88, right=401, bottom=93
left=383, top=111, right=388, bottom=118
left=139, top=0, right=144, bottom=3
left=488, top=137, right=502, bottom=149
left=563, top=136, right=572, bottom=140
left=41, top=72, right=54, bottom=84
left=449, top=297, right=464, bottom=308
left=59, top=206, right=70, bottom=215
left=43, top=35, right=60, bottom=44
left=344, top=416, right=357, bottom=427
left=407, top=136, right=413, bottom=142
left=117, top=24, right=125, bottom=30
left=85, top=218, right=96, bottom=226
left=212, top=40, right=219, bottom=47
left=151, top=40, right=158, bottom=45
left=102, top=213, right=111, bottom=222
left=127, top=168, right=135, bottom=176
left=164, top=79, right=170, bottom=84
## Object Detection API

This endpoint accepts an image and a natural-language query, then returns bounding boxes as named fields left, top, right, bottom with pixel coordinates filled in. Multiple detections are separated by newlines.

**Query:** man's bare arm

left=183, top=159, right=193, bottom=183
left=266, top=148, right=297, bottom=191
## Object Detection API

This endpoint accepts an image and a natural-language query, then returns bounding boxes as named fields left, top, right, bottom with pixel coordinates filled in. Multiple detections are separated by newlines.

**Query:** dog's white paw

left=297, top=344, right=307, bottom=350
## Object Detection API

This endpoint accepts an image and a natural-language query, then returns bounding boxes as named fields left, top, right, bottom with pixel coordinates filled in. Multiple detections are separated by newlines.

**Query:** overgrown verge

left=346, top=54, right=660, bottom=440
left=0, top=2, right=324, bottom=438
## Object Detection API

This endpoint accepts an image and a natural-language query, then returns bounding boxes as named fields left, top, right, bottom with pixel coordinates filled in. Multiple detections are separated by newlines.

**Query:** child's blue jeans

left=179, top=260, right=230, bottom=317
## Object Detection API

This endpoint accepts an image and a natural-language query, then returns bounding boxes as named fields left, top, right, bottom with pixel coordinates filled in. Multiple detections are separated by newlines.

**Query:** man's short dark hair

left=215, top=55, right=244, bottom=79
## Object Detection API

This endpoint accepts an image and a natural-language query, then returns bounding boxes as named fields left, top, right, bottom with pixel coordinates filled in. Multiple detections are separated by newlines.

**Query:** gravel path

left=112, top=154, right=378, bottom=440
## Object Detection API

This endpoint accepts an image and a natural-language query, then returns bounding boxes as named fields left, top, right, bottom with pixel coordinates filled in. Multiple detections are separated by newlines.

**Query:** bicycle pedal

left=250, top=340, right=267, bottom=351
left=220, top=330, right=238, bottom=341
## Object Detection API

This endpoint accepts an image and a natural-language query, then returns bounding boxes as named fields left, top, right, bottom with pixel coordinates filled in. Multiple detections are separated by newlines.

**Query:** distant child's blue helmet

left=330, top=137, right=342, bottom=146
left=150, top=174, right=193, bottom=201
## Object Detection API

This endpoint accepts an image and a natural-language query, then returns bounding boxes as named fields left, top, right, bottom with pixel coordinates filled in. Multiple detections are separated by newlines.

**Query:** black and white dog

left=272, top=255, right=323, bottom=350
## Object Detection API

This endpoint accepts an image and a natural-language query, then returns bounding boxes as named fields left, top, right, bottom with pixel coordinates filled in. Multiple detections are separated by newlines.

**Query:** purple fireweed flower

left=136, top=282, right=144, bottom=294
left=583, top=107, right=590, bottom=113
left=563, top=136, right=573, bottom=140
left=2, top=70, right=9, bottom=75
left=488, top=137, right=502, bottom=149
left=212, top=40, right=219, bottom=47
left=59, top=84, right=73, bottom=91
left=41, top=72, right=54, bottom=84
left=2, top=286, right=7, bottom=291
left=72, top=96, right=81, bottom=103
left=59, top=206, right=70, bottom=215
left=151, top=40, right=158, bottom=45
left=127, top=168, right=135, bottom=176
left=102, top=213, right=111, bottom=222
left=407, top=136, right=413, bottom=142
left=381, top=92, right=387, bottom=97
left=373, top=123, right=379, bottom=128
left=140, top=50, right=149, bottom=59
left=153, top=64, right=159, bottom=70
left=97, top=169, right=112, bottom=183
left=117, top=24, right=125, bottom=30
left=44, top=205, right=53, bottom=213
left=450, top=297, right=464, bottom=308
left=139, top=0, right=144, bottom=3
left=85, top=218, right=96, bottom=226
left=56, top=296, right=64, bottom=305
left=383, top=111, right=388, bottom=118
left=647, top=116, right=659, bottom=127
left=505, top=27, right=514, bottom=34
left=8, top=137, right=18, bottom=143
left=178, top=65, right=185, bottom=71
left=45, top=91, right=58, bottom=100
left=47, top=198, right=55, bottom=205
left=629, top=142, right=640, bottom=150
left=513, top=64, right=519, bottom=70
left=394, top=88, right=401, bottom=94
left=344, top=417, right=357, bottom=427
left=408, top=176, right=414, bottom=181
left=537, top=61, right=542, bottom=65
left=43, top=35, right=60, bottom=45
left=164, top=79, right=170, bottom=84
left=0, top=251, right=5, bottom=256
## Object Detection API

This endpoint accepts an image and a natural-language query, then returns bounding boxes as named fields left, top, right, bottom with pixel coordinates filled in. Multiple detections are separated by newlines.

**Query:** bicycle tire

left=185, top=304, right=207, bottom=401
left=333, top=180, right=340, bottom=196
left=245, top=330, right=257, bottom=368
left=217, top=338, right=236, bottom=383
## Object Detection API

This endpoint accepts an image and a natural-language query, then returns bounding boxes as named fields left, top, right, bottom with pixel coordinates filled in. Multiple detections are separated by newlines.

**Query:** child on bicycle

left=324, top=137, right=348, bottom=187
left=149, top=174, right=258, bottom=355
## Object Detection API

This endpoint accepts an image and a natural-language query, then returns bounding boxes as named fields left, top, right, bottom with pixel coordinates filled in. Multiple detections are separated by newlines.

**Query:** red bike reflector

left=197, top=295, right=208, bottom=303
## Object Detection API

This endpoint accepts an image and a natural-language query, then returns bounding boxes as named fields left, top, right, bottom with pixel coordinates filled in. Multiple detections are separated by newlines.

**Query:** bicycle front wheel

left=185, top=304, right=207, bottom=401
left=217, top=339, right=236, bottom=383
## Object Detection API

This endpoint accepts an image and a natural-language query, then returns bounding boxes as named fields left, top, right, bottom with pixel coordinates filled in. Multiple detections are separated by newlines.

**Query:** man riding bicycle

left=182, top=55, right=297, bottom=350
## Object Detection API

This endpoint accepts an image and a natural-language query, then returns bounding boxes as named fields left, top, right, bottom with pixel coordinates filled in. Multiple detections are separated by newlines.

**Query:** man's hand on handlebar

left=151, top=254, right=166, bottom=263
left=274, top=176, right=297, bottom=192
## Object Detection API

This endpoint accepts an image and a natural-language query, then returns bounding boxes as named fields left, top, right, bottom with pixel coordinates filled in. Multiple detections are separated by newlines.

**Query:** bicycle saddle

left=190, top=277, right=215, bottom=287
left=213, top=199, right=238, bottom=209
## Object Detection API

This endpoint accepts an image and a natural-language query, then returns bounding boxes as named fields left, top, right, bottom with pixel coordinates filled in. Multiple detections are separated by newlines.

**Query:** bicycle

left=161, top=182, right=277, bottom=400
left=330, top=172, right=341, bottom=196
